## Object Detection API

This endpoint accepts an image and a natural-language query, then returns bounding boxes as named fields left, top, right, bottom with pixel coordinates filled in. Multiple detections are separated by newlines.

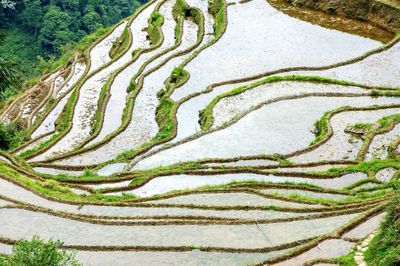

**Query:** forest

left=0, top=0, right=145, bottom=79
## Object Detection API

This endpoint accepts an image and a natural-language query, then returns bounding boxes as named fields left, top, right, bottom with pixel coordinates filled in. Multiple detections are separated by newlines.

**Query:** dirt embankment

left=287, top=0, right=400, bottom=33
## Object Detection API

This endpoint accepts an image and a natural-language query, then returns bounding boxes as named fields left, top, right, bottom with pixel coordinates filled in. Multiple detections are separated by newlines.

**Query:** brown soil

left=283, top=0, right=400, bottom=34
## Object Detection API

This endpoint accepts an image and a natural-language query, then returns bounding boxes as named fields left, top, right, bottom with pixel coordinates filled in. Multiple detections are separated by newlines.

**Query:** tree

left=20, top=0, right=43, bottom=36
left=83, top=11, right=102, bottom=33
left=39, top=6, right=74, bottom=53
left=0, top=57, right=20, bottom=99
left=0, top=236, right=81, bottom=266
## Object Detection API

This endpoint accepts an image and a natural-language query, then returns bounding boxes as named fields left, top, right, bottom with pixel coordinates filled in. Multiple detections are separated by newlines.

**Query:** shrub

left=0, top=122, right=26, bottom=150
left=0, top=236, right=81, bottom=266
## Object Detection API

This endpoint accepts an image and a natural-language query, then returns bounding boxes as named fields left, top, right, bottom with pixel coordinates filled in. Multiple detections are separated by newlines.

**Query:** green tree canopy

left=39, top=6, right=74, bottom=53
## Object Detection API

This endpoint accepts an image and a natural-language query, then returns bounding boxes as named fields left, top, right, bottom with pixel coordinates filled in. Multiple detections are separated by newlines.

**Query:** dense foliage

left=0, top=122, right=26, bottom=150
left=0, top=56, right=20, bottom=99
left=0, top=236, right=81, bottom=266
left=0, top=0, right=145, bottom=77
left=364, top=189, right=400, bottom=266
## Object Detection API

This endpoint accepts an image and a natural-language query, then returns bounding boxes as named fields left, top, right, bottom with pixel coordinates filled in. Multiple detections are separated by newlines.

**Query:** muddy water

left=148, top=192, right=316, bottom=207
left=171, top=0, right=380, bottom=101
left=266, top=0, right=394, bottom=43
left=123, top=173, right=365, bottom=197
left=290, top=42, right=400, bottom=88
left=212, top=82, right=368, bottom=128
left=0, top=177, right=310, bottom=219
left=29, top=0, right=164, bottom=161
left=88, top=22, right=128, bottom=74
left=291, top=107, right=400, bottom=163
left=343, top=212, right=385, bottom=239
left=56, top=21, right=199, bottom=165
left=75, top=249, right=288, bottom=266
left=0, top=208, right=356, bottom=248
left=275, top=239, right=354, bottom=266
left=133, top=97, right=400, bottom=170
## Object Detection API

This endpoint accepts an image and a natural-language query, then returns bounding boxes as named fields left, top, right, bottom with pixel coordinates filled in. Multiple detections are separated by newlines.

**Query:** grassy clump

left=0, top=236, right=81, bottom=266
left=166, top=66, right=189, bottom=91
left=112, top=28, right=130, bottom=55
left=173, top=0, right=191, bottom=18
left=155, top=97, right=176, bottom=140
left=310, top=109, right=334, bottom=145
left=335, top=249, right=357, bottom=266
left=147, top=12, right=164, bottom=45
left=209, top=0, right=227, bottom=37
left=364, top=189, right=400, bottom=266
left=109, top=27, right=130, bottom=59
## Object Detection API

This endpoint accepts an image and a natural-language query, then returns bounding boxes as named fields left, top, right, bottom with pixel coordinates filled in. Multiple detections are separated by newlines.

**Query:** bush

left=0, top=236, right=81, bottom=266
left=0, top=122, right=26, bottom=150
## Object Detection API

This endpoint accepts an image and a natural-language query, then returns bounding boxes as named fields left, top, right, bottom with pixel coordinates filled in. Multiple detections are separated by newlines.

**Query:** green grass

left=109, top=27, right=130, bottom=58
left=0, top=162, right=136, bottom=203
left=209, top=0, right=227, bottom=37
left=0, top=122, right=28, bottom=151
left=0, top=27, right=41, bottom=77
left=0, top=236, right=81, bottom=266
left=90, top=77, right=113, bottom=140
left=335, top=249, right=357, bottom=266
left=328, top=159, right=400, bottom=175
left=173, top=0, right=191, bottom=19
left=364, top=190, right=400, bottom=266
left=155, top=97, right=176, bottom=140
left=148, top=12, right=164, bottom=45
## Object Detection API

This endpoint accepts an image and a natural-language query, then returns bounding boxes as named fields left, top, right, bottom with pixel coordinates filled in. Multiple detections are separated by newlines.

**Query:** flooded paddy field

left=0, top=0, right=399, bottom=264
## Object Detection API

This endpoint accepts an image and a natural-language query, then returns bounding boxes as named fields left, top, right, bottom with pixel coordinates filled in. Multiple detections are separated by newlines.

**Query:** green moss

left=310, top=108, right=338, bottom=145
left=91, top=78, right=112, bottom=136
left=173, top=0, right=191, bottom=19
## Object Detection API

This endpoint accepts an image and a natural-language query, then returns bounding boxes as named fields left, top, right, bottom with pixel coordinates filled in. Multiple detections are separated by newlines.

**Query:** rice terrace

left=0, top=0, right=399, bottom=265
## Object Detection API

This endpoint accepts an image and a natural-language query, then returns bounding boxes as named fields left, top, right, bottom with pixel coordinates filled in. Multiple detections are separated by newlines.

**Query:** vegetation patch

left=0, top=236, right=81, bottom=266
left=147, top=12, right=165, bottom=45
left=364, top=189, right=400, bottom=266
left=209, top=0, right=227, bottom=37
left=109, top=28, right=131, bottom=59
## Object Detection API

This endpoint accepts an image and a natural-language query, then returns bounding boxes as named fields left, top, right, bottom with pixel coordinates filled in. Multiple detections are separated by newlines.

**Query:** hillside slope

left=0, top=0, right=399, bottom=265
